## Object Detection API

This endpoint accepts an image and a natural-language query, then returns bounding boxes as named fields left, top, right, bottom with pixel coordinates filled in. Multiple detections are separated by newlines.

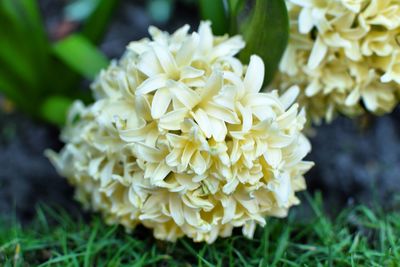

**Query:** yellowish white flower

left=47, top=22, right=313, bottom=243
left=276, top=0, right=400, bottom=123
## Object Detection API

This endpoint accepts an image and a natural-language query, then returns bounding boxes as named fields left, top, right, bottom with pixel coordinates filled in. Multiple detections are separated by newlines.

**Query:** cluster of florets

left=275, top=0, right=400, bottom=122
left=47, top=22, right=313, bottom=243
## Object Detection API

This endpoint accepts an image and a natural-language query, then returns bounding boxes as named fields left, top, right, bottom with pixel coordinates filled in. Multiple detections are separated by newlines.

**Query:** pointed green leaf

left=0, top=1, right=41, bottom=89
left=199, top=0, right=228, bottom=35
left=0, top=36, right=37, bottom=89
left=1, top=0, right=50, bottom=66
left=16, top=0, right=51, bottom=70
left=239, top=0, right=289, bottom=86
left=52, top=34, right=109, bottom=79
left=227, top=0, right=245, bottom=34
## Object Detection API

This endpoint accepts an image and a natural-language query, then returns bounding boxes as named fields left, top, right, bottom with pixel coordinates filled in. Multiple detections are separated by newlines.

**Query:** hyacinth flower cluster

left=47, top=22, right=313, bottom=243
left=275, top=0, right=400, bottom=123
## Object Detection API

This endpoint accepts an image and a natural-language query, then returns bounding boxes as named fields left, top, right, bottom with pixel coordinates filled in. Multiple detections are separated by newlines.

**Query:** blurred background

left=0, top=0, right=399, bottom=224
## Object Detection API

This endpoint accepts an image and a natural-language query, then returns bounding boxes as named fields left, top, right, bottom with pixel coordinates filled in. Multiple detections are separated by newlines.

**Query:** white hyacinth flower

left=47, top=22, right=313, bottom=243
left=275, top=0, right=400, bottom=123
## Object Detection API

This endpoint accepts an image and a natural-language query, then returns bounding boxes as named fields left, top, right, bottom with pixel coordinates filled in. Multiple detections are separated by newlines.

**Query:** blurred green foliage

left=0, top=0, right=289, bottom=125
left=0, top=0, right=118, bottom=126
left=199, top=0, right=228, bottom=35
left=200, top=0, right=289, bottom=86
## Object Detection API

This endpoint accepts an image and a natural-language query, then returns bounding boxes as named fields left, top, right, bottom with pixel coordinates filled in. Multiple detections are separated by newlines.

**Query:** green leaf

left=0, top=34, right=37, bottom=89
left=227, top=0, right=245, bottom=34
left=0, top=1, right=45, bottom=90
left=16, top=0, right=51, bottom=70
left=81, top=0, right=119, bottom=43
left=199, top=0, right=228, bottom=35
left=1, top=0, right=50, bottom=70
left=52, top=34, right=109, bottom=79
left=239, top=0, right=289, bottom=86
left=40, top=96, right=73, bottom=126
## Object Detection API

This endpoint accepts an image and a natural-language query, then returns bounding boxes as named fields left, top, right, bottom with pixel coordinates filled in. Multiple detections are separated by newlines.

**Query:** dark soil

left=308, top=109, right=400, bottom=212
left=0, top=112, right=80, bottom=222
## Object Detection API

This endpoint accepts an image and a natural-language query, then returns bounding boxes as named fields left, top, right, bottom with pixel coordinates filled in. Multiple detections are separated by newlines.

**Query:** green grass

left=1, top=193, right=399, bottom=266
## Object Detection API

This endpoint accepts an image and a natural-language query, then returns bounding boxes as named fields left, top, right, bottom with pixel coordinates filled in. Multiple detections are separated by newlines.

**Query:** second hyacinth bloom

left=276, top=0, right=400, bottom=123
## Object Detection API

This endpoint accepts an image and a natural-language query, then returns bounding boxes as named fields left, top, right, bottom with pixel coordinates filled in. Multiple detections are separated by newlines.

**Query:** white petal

left=211, top=36, right=245, bottom=59
left=305, top=80, right=321, bottom=97
left=172, top=24, right=190, bottom=40
left=166, top=148, right=181, bottom=167
left=280, top=85, right=300, bottom=109
left=151, top=43, right=179, bottom=77
left=118, top=119, right=149, bottom=142
left=221, top=197, right=236, bottom=224
left=136, top=75, right=167, bottom=95
left=264, top=148, right=282, bottom=168
left=152, top=161, right=171, bottom=184
left=209, top=117, right=227, bottom=142
left=244, top=55, right=265, bottom=94
left=220, top=56, right=243, bottom=76
left=192, top=109, right=212, bottom=138
left=223, top=71, right=245, bottom=96
left=181, top=144, right=196, bottom=170
left=151, top=88, right=171, bottom=119
left=169, top=194, right=184, bottom=226
left=203, top=102, right=240, bottom=124
left=127, top=40, right=150, bottom=55
left=180, top=66, right=204, bottom=80
left=170, top=81, right=201, bottom=108
left=176, top=33, right=199, bottom=66
left=159, top=108, right=188, bottom=130
left=298, top=7, right=314, bottom=33
left=242, top=221, right=256, bottom=238
left=190, top=151, right=207, bottom=175
left=88, top=157, right=104, bottom=177
left=200, top=71, right=223, bottom=103
left=149, top=26, right=168, bottom=45
left=234, top=190, right=258, bottom=214
left=270, top=172, right=291, bottom=207
left=345, top=88, right=360, bottom=106
left=134, top=142, right=164, bottom=162
left=279, top=44, right=298, bottom=76
left=137, top=50, right=163, bottom=77
left=223, top=179, right=239, bottom=194
left=183, top=205, right=200, bottom=226
left=308, top=37, right=327, bottom=69
left=277, top=104, right=298, bottom=128
left=198, top=21, right=213, bottom=55
left=238, top=103, right=253, bottom=132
